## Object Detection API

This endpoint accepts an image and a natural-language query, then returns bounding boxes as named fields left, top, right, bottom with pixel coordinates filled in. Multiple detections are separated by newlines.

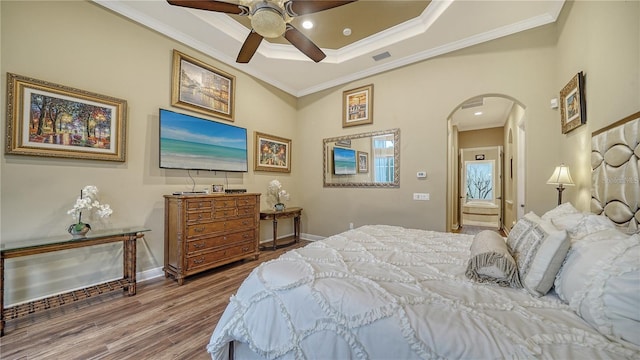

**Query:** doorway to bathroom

left=460, top=146, right=502, bottom=229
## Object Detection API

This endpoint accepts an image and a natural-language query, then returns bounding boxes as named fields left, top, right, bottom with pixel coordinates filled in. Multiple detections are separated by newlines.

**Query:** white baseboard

left=301, top=232, right=324, bottom=242
left=137, top=266, right=165, bottom=282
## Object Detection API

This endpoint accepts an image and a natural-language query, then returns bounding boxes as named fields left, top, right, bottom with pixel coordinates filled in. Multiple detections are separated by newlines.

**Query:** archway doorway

left=446, top=94, right=526, bottom=235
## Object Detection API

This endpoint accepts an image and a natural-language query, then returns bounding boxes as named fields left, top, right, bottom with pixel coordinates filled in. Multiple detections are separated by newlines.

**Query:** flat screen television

left=333, top=147, right=357, bottom=175
left=159, top=109, right=248, bottom=172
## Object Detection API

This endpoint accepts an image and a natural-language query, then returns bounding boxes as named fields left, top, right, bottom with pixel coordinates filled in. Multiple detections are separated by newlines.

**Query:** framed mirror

left=323, top=128, right=400, bottom=188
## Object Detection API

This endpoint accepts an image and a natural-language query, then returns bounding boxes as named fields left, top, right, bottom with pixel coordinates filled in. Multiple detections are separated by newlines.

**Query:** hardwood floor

left=0, top=241, right=310, bottom=360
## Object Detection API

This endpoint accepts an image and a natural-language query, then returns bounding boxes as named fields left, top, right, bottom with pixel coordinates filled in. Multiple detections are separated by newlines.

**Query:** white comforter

left=207, top=225, right=639, bottom=359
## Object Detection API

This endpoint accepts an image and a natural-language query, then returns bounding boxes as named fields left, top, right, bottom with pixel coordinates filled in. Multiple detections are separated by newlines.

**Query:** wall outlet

left=413, top=193, right=430, bottom=201
left=417, top=171, right=427, bottom=178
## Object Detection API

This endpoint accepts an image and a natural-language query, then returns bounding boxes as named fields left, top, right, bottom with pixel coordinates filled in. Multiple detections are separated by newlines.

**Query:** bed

left=207, top=112, right=639, bottom=359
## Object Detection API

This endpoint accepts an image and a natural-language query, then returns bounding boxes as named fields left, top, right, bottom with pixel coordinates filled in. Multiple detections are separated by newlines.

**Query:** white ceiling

left=451, top=96, right=515, bottom=132
left=92, top=0, right=563, bottom=129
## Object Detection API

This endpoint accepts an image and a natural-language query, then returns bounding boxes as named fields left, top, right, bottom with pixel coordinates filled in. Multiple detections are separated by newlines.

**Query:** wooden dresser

left=163, top=193, right=260, bottom=285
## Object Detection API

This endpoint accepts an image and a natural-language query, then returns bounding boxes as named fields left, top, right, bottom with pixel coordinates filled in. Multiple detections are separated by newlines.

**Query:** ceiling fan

left=167, top=0, right=357, bottom=63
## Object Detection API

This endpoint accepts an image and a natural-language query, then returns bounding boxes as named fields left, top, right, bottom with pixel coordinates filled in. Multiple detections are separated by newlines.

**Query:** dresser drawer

left=186, top=229, right=255, bottom=254
left=235, top=196, right=257, bottom=207
left=187, top=211, right=213, bottom=223
left=186, top=216, right=255, bottom=238
left=214, top=198, right=237, bottom=209
left=236, top=205, right=256, bottom=217
left=214, top=208, right=237, bottom=219
left=186, top=241, right=256, bottom=271
left=186, top=199, right=213, bottom=211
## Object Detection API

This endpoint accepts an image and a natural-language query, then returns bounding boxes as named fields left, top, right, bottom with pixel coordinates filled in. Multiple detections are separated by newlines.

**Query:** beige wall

left=1, top=1, right=639, bottom=304
left=554, top=0, right=640, bottom=211
left=458, top=127, right=504, bottom=149
left=297, top=24, right=560, bottom=236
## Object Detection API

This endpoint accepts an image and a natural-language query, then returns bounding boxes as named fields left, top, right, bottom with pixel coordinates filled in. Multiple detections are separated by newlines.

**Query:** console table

left=260, top=207, right=302, bottom=250
left=0, top=227, right=149, bottom=336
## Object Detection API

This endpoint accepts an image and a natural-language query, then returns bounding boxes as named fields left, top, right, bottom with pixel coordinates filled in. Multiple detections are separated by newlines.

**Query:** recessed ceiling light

left=343, top=28, right=352, bottom=36
left=302, top=20, right=313, bottom=29
left=474, top=111, right=483, bottom=116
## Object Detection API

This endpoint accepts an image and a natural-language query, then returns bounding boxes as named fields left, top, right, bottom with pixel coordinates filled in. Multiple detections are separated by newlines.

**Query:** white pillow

left=507, top=212, right=569, bottom=297
left=551, top=213, right=617, bottom=241
left=541, top=202, right=580, bottom=221
left=555, top=232, right=640, bottom=346
left=466, top=230, right=522, bottom=288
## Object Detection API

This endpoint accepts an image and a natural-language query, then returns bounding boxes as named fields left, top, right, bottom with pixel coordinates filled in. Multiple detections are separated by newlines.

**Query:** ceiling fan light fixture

left=250, top=3, right=286, bottom=38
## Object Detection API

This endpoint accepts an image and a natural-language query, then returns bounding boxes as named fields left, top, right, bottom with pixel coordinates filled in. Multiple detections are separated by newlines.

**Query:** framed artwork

left=342, top=84, right=373, bottom=128
left=5, top=73, right=127, bottom=162
left=560, top=71, right=586, bottom=134
left=171, top=49, right=235, bottom=122
left=254, top=132, right=291, bottom=173
left=212, top=184, right=224, bottom=193
left=357, top=151, right=368, bottom=173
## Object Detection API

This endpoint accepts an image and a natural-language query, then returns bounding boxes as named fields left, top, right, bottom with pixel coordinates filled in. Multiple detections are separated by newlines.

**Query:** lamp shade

left=546, top=164, right=575, bottom=186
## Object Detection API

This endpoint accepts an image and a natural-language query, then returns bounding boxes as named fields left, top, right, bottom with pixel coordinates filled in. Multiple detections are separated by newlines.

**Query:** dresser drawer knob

left=193, top=243, right=205, bottom=249
left=242, top=247, right=249, bottom=252
left=193, top=257, right=205, bottom=264
left=194, top=227, right=205, bottom=233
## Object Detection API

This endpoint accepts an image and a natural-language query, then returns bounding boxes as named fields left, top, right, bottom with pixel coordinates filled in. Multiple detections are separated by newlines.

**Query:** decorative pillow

left=540, top=202, right=580, bottom=222
left=551, top=213, right=617, bottom=241
left=568, top=214, right=617, bottom=240
left=555, top=232, right=640, bottom=346
left=507, top=212, right=569, bottom=297
left=549, top=212, right=588, bottom=232
left=465, top=230, right=522, bottom=288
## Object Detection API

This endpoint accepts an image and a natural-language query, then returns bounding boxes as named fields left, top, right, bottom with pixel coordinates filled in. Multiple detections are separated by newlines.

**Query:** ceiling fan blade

left=284, top=24, right=326, bottom=63
left=236, top=31, right=264, bottom=63
left=284, top=0, right=357, bottom=16
left=166, top=0, right=249, bottom=15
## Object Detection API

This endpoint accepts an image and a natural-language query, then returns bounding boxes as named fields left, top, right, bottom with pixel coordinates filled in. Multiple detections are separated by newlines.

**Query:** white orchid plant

left=267, top=179, right=290, bottom=206
left=67, top=185, right=112, bottom=231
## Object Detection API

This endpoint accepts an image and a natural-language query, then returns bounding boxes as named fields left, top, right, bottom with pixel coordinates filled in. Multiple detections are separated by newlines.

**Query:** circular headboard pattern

left=591, top=111, right=640, bottom=234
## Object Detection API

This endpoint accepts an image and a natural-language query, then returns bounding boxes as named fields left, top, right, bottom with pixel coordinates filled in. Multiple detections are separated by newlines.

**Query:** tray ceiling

left=94, top=0, right=564, bottom=98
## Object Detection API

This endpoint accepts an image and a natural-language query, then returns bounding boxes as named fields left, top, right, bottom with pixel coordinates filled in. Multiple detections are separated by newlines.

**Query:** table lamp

left=546, top=164, right=575, bottom=205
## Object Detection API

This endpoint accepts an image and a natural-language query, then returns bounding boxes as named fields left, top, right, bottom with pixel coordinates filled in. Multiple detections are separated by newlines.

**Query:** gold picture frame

left=342, top=84, right=373, bottom=128
left=171, top=49, right=235, bottom=122
left=560, top=71, right=586, bottom=134
left=254, top=132, right=292, bottom=173
left=5, top=73, right=127, bottom=162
